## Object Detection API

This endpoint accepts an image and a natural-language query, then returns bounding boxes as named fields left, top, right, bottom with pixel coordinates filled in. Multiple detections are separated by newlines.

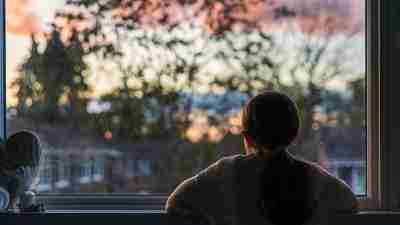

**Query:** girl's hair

left=241, top=91, right=300, bottom=151
left=242, top=91, right=314, bottom=225
left=260, top=151, right=315, bottom=225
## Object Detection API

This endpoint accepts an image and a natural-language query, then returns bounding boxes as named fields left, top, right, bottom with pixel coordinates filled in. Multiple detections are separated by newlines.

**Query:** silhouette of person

left=166, top=91, right=357, bottom=225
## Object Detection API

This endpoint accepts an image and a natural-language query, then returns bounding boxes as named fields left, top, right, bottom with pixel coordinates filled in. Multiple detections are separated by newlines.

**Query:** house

left=319, top=126, right=366, bottom=195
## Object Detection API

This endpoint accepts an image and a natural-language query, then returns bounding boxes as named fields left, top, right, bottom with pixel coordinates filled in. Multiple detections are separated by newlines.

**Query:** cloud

left=6, top=0, right=40, bottom=36
left=169, top=0, right=364, bottom=34
left=278, top=0, right=364, bottom=33
left=5, top=0, right=363, bottom=36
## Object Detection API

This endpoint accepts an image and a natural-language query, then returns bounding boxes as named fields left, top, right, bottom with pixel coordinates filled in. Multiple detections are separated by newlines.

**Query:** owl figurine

left=0, top=131, right=44, bottom=212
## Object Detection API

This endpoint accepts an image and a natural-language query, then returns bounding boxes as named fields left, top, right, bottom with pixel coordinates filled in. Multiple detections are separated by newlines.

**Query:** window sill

left=2, top=211, right=400, bottom=225
left=45, top=209, right=164, bottom=213
left=36, top=195, right=167, bottom=210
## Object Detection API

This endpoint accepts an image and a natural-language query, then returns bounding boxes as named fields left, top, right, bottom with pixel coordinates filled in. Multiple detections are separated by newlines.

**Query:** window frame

left=378, top=0, right=400, bottom=211
left=1, top=0, right=388, bottom=212
left=357, top=0, right=380, bottom=210
left=1, top=0, right=5, bottom=139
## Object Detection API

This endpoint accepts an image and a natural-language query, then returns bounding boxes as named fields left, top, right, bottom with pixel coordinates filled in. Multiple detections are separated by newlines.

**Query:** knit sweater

left=165, top=151, right=358, bottom=225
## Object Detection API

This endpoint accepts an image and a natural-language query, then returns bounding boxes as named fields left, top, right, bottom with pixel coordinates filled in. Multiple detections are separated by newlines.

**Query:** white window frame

left=1, top=0, right=394, bottom=214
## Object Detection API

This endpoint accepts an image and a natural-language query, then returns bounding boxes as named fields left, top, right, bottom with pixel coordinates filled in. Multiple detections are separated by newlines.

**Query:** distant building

left=319, top=126, right=366, bottom=195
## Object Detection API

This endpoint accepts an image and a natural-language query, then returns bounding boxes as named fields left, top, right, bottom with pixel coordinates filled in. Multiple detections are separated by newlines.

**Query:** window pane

left=6, top=0, right=366, bottom=195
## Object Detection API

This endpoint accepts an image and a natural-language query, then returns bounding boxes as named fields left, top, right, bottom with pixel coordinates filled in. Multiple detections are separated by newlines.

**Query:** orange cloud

left=6, top=0, right=40, bottom=36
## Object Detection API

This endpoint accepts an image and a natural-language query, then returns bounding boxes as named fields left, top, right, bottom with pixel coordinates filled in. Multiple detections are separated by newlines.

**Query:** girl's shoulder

left=196, top=154, right=244, bottom=180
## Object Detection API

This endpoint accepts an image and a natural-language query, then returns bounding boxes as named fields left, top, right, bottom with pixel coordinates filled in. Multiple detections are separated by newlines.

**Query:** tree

left=12, top=35, right=39, bottom=116
left=268, top=9, right=364, bottom=161
left=55, top=0, right=364, bottom=162
left=347, top=77, right=365, bottom=127
left=15, top=28, right=90, bottom=124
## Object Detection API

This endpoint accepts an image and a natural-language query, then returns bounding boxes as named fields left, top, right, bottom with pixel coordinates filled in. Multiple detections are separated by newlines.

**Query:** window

left=37, top=164, right=52, bottom=193
left=3, top=0, right=385, bottom=211
left=93, top=156, right=105, bottom=182
left=137, top=160, right=151, bottom=177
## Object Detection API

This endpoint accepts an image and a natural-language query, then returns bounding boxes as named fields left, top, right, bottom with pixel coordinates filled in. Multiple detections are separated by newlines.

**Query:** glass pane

left=6, top=0, right=366, bottom=195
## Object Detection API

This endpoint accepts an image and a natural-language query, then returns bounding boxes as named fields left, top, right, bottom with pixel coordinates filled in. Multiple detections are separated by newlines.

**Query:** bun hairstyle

left=241, top=91, right=300, bottom=152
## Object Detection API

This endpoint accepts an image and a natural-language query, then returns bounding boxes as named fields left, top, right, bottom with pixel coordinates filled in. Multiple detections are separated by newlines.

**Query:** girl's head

left=241, top=91, right=300, bottom=154
left=242, top=92, right=313, bottom=225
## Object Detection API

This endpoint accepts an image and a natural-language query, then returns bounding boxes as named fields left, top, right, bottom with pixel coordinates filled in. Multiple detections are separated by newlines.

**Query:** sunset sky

left=5, top=0, right=365, bottom=106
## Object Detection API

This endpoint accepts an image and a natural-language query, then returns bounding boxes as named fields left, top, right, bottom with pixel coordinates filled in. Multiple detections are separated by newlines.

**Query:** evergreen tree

left=15, top=28, right=90, bottom=123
